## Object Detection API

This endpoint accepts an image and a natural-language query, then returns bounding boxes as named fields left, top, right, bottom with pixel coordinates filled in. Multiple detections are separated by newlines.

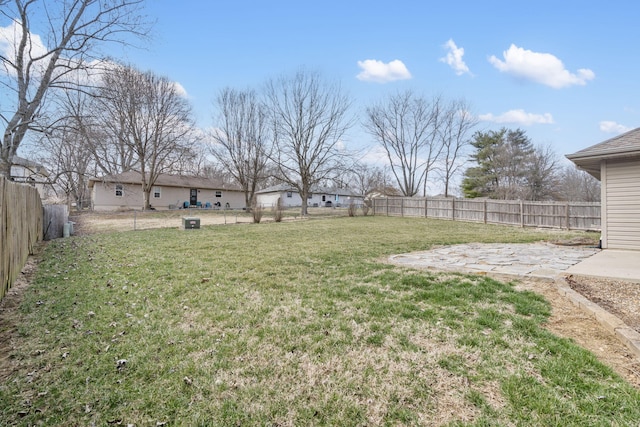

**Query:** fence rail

left=1, top=176, right=44, bottom=301
left=372, top=197, right=601, bottom=231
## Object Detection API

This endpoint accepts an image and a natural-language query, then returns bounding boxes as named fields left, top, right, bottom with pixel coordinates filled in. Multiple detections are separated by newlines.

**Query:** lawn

left=1, top=216, right=637, bottom=426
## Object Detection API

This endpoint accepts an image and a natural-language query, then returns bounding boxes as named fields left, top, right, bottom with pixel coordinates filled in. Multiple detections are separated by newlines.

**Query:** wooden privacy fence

left=372, top=197, right=601, bottom=231
left=1, top=176, right=44, bottom=301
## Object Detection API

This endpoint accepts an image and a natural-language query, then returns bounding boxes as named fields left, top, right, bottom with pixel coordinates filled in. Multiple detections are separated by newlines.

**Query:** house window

left=115, top=184, right=123, bottom=197
left=153, top=187, right=161, bottom=198
left=286, top=191, right=292, bottom=198
left=215, top=191, right=222, bottom=198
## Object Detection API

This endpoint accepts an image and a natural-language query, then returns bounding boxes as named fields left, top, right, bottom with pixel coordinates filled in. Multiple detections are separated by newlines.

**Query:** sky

left=3, top=0, right=640, bottom=182
left=127, top=0, right=639, bottom=160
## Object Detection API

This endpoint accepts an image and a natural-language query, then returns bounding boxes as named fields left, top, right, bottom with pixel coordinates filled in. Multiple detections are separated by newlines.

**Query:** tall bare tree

left=438, top=99, right=477, bottom=197
left=0, top=0, right=148, bottom=178
left=210, top=87, right=271, bottom=209
left=364, top=91, right=444, bottom=197
left=265, top=69, right=353, bottom=215
left=36, top=88, right=98, bottom=209
left=97, top=64, right=198, bottom=210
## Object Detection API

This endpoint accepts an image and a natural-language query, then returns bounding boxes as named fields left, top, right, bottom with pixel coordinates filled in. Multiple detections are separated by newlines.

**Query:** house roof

left=12, top=156, right=50, bottom=177
left=257, top=183, right=362, bottom=197
left=88, top=171, right=241, bottom=191
left=566, top=127, right=640, bottom=179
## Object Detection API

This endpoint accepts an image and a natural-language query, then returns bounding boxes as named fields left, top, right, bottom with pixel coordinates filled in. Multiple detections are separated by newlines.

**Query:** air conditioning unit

left=182, top=217, right=200, bottom=230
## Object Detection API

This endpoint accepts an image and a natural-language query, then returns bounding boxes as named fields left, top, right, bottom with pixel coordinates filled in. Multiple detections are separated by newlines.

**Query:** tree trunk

left=0, top=157, right=11, bottom=178
left=143, top=189, right=151, bottom=210
left=300, top=188, right=309, bottom=216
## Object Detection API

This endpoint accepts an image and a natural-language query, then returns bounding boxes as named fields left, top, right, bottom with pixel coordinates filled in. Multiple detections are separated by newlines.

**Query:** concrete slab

left=566, top=250, right=640, bottom=282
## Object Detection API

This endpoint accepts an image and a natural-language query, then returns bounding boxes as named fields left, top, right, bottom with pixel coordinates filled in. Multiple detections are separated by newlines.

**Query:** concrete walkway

left=389, top=243, right=640, bottom=360
left=389, top=242, right=600, bottom=280
left=566, top=249, right=640, bottom=282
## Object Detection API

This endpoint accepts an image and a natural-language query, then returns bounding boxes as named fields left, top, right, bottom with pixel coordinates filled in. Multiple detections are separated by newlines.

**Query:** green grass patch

left=1, top=216, right=634, bottom=426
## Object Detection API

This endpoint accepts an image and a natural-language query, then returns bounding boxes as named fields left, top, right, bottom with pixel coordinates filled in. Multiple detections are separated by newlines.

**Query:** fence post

left=520, top=200, right=524, bottom=227
left=385, top=197, right=389, bottom=217
left=401, top=198, right=404, bottom=217
left=425, top=197, right=428, bottom=218
left=565, top=202, right=570, bottom=230
left=483, top=199, right=487, bottom=224
left=451, top=198, right=455, bottom=221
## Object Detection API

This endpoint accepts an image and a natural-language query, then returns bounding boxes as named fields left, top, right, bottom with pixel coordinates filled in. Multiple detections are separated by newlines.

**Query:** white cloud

left=0, top=21, right=49, bottom=76
left=173, top=81, right=188, bottom=98
left=356, top=59, right=412, bottom=83
left=488, top=44, right=595, bottom=89
left=599, top=121, right=632, bottom=134
left=439, top=39, right=471, bottom=76
left=479, top=109, right=554, bottom=125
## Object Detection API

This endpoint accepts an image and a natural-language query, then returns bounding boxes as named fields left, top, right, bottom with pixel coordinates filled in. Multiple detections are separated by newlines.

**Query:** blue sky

left=4, top=0, right=640, bottom=170
left=119, top=0, right=640, bottom=163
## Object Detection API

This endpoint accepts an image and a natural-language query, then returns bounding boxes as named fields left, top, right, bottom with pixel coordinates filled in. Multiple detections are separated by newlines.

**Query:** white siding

left=603, top=159, right=640, bottom=250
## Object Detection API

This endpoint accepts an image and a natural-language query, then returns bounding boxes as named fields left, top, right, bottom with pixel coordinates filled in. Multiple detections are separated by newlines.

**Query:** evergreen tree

left=461, top=128, right=535, bottom=199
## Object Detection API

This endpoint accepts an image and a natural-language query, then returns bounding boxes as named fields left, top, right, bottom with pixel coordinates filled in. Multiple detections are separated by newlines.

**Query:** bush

left=348, top=202, right=357, bottom=217
left=273, top=197, right=284, bottom=222
left=252, top=198, right=263, bottom=223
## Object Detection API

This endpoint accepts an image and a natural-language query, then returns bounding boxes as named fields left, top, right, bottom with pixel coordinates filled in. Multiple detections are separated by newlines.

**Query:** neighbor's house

left=567, top=127, right=640, bottom=250
left=88, top=171, right=246, bottom=211
left=11, top=156, right=52, bottom=199
left=256, top=184, right=364, bottom=208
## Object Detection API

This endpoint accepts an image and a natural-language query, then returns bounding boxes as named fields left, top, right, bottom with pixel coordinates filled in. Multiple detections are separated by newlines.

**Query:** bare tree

left=364, top=91, right=443, bottom=197
left=210, top=87, right=272, bottom=209
left=522, top=145, right=560, bottom=201
left=0, top=0, right=148, bottom=178
left=97, top=64, right=198, bottom=210
left=557, top=164, right=601, bottom=202
left=438, top=99, right=477, bottom=197
left=36, top=88, right=98, bottom=209
left=347, top=162, right=390, bottom=201
left=265, top=69, right=353, bottom=215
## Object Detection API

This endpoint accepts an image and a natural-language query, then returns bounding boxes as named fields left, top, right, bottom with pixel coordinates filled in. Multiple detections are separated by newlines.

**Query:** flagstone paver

left=389, top=242, right=600, bottom=280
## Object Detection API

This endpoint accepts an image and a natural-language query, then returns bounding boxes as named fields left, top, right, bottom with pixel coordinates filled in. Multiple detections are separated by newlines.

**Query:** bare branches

left=210, top=87, right=272, bottom=208
left=0, top=0, right=150, bottom=177
left=364, top=91, right=444, bottom=197
left=438, top=99, right=477, bottom=197
left=265, top=69, right=353, bottom=215
left=95, top=64, right=198, bottom=209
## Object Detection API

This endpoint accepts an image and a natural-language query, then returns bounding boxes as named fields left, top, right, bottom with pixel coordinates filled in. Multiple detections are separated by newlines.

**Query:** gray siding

left=603, top=159, right=640, bottom=250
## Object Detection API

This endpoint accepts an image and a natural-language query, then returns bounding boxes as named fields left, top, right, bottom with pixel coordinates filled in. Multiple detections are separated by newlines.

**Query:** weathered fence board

left=372, top=197, right=600, bottom=231
left=1, top=176, right=44, bottom=301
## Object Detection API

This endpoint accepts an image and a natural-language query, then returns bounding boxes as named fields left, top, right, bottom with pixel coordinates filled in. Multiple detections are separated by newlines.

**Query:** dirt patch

left=69, top=210, right=257, bottom=234
left=517, top=278, right=640, bottom=388
left=0, top=248, right=43, bottom=382
left=564, top=275, right=640, bottom=334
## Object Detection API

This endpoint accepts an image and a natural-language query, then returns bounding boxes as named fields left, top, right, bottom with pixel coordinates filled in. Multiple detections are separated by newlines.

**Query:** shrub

left=362, top=202, right=370, bottom=216
left=252, top=197, right=263, bottom=223
left=273, top=197, right=284, bottom=222
left=347, top=202, right=357, bottom=217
